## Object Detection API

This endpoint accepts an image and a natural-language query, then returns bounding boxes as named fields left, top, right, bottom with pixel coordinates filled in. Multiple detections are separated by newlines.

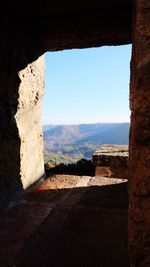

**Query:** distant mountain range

left=43, top=123, right=130, bottom=159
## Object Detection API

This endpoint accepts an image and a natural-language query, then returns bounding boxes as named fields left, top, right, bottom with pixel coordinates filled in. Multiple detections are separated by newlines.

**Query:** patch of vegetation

left=44, top=152, right=84, bottom=166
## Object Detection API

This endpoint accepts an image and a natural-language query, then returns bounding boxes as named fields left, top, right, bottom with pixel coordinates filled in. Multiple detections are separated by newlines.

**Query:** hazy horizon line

left=42, top=121, right=130, bottom=126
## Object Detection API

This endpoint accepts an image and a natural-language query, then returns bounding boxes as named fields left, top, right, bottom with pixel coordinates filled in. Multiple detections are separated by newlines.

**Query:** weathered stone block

left=92, top=145, right=129, bottom=179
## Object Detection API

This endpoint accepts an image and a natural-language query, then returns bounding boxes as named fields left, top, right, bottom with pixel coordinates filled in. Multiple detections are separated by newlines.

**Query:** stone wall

left=129, top=1, right=150, bottom=266
left=0, top=17, right=45, bottom=206
left=0, top=18, right=22, bottom=206
left=15, top=56, right=45, bottom=189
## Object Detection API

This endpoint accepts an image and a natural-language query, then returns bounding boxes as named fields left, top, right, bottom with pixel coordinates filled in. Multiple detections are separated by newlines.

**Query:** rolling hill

left=43, top=123, right=130, bottom=162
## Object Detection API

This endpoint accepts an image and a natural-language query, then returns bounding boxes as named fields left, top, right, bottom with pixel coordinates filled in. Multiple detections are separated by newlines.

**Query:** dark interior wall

left=0, top=17, right=45, bottom=207
left=129, top=1, right=150, bottom=266
left=0, top=17, right=23, bottom=207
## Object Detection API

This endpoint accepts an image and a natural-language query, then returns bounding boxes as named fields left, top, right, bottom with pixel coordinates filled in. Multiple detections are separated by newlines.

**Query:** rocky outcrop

left=92, top=145, right=129, bottom=179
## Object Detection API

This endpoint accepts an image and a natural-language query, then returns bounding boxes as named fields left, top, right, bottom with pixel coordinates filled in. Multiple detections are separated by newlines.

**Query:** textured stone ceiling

left=12, top=0, right=132, bottom=15
left=2, top=0, right=132, bottom=69
left=12, top=0, right=132, bottom=53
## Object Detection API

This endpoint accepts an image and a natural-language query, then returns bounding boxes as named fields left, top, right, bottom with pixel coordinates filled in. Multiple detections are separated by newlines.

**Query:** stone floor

left=0, top=175, right=129, bottom=267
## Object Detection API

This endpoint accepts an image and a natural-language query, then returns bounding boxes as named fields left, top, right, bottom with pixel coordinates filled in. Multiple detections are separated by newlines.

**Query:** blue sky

left=42, top=45, right=132, bottom=125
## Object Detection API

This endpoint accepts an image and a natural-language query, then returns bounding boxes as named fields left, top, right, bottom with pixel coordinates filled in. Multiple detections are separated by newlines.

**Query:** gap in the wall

left=42, top=45, right=131, bottom=167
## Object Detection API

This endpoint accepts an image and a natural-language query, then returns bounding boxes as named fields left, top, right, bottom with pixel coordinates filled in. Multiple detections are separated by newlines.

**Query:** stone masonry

left=92, top=145, right=129, bottom=179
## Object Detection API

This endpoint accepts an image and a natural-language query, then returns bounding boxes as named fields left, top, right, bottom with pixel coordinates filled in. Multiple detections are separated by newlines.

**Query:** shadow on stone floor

left=0, top=178, right=128, bottom=267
